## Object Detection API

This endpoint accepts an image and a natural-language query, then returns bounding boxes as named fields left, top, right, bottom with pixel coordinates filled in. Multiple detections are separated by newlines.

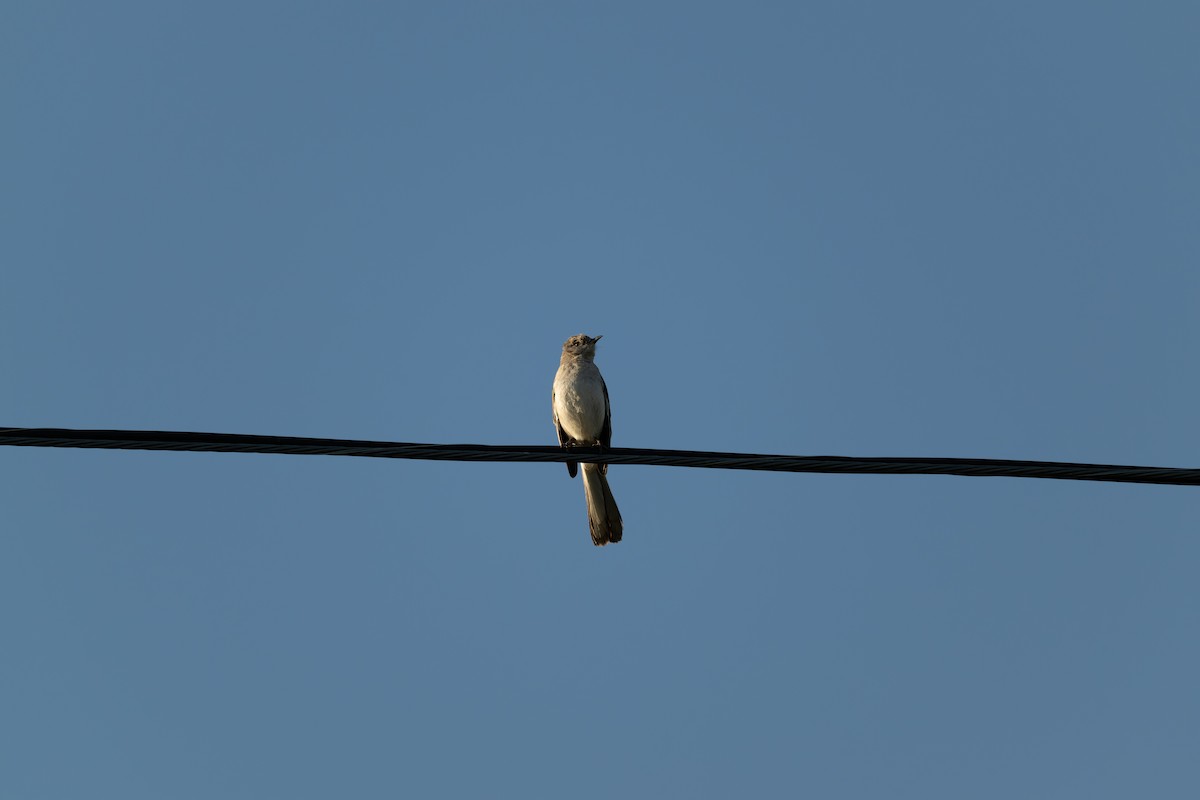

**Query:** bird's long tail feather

left=582, top=463, right=623, bottom=546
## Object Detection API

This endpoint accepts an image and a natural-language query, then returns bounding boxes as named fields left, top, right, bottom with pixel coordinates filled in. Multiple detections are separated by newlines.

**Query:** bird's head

left=561, top=333, right=602, bottom=359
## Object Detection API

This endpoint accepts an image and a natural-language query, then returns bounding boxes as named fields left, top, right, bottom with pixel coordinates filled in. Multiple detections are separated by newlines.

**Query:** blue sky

left=3, top=2, right=1199, bottom=797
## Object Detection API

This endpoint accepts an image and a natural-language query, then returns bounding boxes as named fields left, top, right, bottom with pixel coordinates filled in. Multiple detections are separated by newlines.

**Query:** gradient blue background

left=4, top=2, right=1199, bottom=797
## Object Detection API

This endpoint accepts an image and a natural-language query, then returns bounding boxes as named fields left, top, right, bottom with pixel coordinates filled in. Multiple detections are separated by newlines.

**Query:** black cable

left=1, top=427, right=1197, bottom=486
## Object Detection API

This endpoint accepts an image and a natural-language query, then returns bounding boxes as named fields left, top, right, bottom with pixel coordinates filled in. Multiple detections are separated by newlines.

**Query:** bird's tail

left=582, top=463, right=623, bottom=546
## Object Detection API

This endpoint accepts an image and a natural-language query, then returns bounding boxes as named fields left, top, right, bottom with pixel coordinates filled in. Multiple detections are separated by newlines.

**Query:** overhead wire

left=2, top=427, right=1197, bottom=486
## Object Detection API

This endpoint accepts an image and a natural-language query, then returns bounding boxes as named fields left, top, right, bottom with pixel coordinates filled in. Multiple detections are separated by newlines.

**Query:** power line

left=1, top=427, right=1197, bottom=486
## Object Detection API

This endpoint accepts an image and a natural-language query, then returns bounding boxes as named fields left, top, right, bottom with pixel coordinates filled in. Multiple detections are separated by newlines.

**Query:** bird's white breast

left=553, top=361, right=607, bottom=442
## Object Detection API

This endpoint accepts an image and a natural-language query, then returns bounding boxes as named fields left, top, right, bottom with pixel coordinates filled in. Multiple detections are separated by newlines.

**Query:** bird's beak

left=593, top=335, right=603, bottom=342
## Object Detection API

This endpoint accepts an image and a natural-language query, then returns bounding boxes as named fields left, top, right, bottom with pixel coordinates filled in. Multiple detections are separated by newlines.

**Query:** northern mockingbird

left=552, top=334, right=623, bottom=546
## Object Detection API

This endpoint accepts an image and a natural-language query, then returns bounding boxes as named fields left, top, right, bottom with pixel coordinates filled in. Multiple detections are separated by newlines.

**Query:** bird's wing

left=599, top=377, right=612, bottom=475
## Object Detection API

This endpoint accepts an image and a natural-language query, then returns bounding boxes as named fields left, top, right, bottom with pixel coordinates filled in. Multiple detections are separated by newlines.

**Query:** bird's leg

left=564, top=438, right=606, bottom=450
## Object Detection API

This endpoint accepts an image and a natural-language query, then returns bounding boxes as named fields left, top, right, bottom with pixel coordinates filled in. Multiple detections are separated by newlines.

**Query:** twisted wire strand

left=2, top=427, right=1197, bottom=486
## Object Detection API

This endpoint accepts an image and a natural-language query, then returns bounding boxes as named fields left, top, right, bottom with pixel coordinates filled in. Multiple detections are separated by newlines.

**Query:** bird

left=552, top=334, right=623, bottom=546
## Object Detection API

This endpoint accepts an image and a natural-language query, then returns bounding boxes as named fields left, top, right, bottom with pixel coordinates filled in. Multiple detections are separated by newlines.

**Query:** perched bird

left=552, top=334, right=623, bottom=546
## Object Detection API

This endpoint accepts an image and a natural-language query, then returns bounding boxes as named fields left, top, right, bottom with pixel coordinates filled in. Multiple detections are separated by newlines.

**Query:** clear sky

left=4, top=2, right=1199, bottom=797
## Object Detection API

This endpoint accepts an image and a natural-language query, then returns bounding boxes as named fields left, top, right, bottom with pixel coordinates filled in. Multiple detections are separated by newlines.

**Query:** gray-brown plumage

left=552, top=334, right=623, bottom=546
